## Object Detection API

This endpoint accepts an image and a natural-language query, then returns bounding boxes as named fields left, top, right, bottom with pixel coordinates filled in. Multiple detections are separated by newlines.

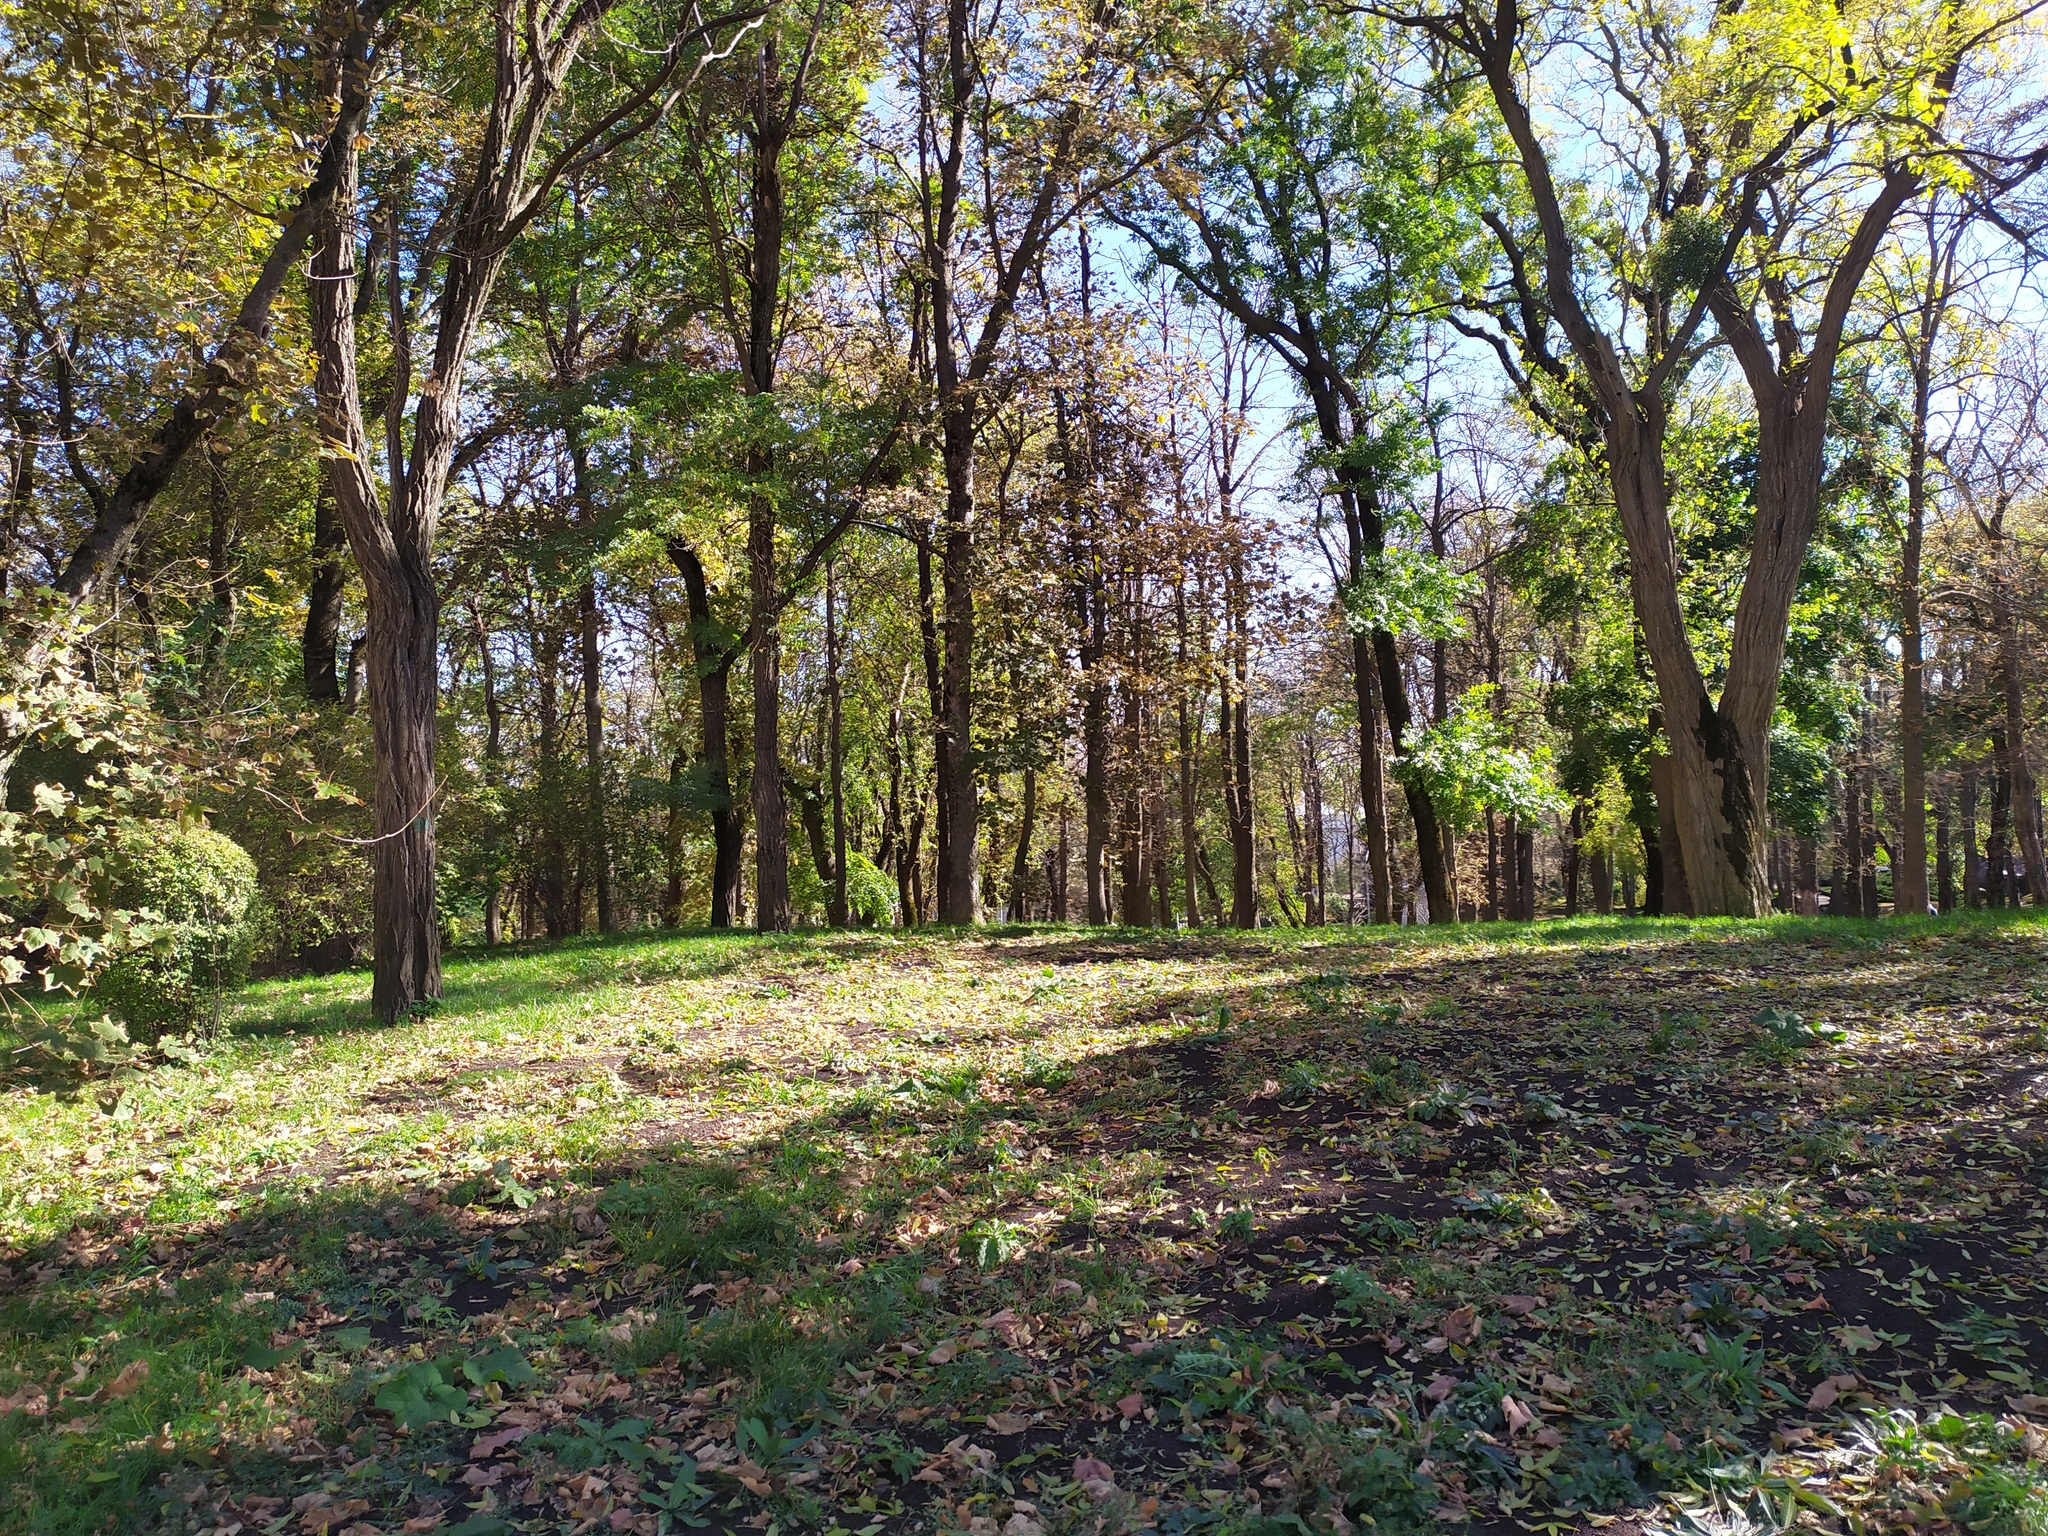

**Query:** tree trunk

left=579, top=571, right=613, bottom=931
left=1895, top=389, right=1932, bottom=915
left=304, top=480, right=348, bottom=701
left=358, top=565, right=441, bottom=1018
left=1859, top=704, right=1881, bottom=916
left=474, top=603, right=505, bottom=944
left=669, top=540, right=745, bottom=927
left=1962, top=765, right=1981, bottom=907
left=914, top=525, right=949, bottom=898
left=1796, top=834, right=1819, bottom=915
left=827, top=557, right=849, bottom=927
left=1352, top=630, right=1392, bottom=923
left=1996, top=592, right=2048, bottom=907
left=1119, top=668, right=1151, bottom=927
left=1935, top=788, right=1954, bottom=913
left=1176, top=585, right=1202, bottom=927
left=1987, top=740, right=2012, bottom=907
left=1054, top=805, right=1071, bottom=921
left=1648, top=736, right=1693, bottom=916
left=1563, top=802, right=1583, bottom=916
left=934, top=410, right=980, bottom=925
left=749, top=487, right=791, bottom=931
left=1009, top=766, right=1036, bottom=922
left=1591, top=848, right=1613, bottom=914
left=664, top=748, right=686, bottom=928
left=1083, top=664, right=1113, bottom=927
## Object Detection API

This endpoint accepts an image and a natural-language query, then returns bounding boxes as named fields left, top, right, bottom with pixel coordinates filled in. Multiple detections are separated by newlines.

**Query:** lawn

left=4, top=914, right=2048, bottom=1536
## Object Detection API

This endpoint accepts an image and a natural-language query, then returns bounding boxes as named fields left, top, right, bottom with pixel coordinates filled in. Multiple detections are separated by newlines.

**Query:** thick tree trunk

left=1648, top=733, right=1694, bottom=916
left=359, top=566, right=441, bottom=1018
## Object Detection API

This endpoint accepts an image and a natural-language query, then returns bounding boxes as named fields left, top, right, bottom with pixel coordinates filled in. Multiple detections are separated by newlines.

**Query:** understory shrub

left=92, top=822, right=258, bottom=1041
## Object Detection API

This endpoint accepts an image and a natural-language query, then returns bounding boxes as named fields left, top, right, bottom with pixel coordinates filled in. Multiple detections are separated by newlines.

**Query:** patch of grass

left=4, top=911, right=2048, bottom=1534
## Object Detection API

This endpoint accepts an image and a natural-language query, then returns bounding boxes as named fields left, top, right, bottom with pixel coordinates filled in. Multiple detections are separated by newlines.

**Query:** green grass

left=2, top=911, right=2047, bottom=1535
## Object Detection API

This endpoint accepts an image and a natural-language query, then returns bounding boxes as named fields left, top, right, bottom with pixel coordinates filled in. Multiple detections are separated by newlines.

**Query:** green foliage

left=90, top=823, right=257, bottom=1042
left=966, top=1217, right=1027, bottom=1267
left=1392, top=687, right=1565, bottom=836
left=373, top=1360, right=470, bottom=1429
left=1340, top=544, right=1478, bottom=642
left=1648, top=209, right=1728, bottom=295
left=0, top=619, right=179, bottom=1011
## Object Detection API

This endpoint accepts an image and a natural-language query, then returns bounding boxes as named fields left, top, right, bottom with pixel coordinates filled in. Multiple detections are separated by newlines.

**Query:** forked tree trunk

left=1461, top=4, right=1925, bottom=919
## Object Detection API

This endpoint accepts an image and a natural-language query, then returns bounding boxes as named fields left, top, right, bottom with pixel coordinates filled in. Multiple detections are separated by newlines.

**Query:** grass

left=2, top=911, right=2047, bottom=1536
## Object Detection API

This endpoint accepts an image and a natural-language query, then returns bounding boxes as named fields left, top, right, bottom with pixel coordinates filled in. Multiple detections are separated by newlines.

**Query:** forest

left=2, top=0, right=2046, bottom=1024
left=5, top=0, right=2048, bottom=1531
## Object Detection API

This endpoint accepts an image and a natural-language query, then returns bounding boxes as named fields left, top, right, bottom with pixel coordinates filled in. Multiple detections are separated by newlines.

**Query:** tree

left=1388, top=0, right=2042, bottom=914
left=1116, top=2, right=1481, bottom=921
left=310, top=0, right=760, bottom=1020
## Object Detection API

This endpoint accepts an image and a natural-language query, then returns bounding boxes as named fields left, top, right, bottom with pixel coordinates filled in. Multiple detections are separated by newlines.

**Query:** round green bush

left=93, top=823, right=259, bottom=1041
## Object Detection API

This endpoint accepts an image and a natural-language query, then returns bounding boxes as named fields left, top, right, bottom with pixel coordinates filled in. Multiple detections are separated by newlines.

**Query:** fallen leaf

left=1500, top=1394, right=1536, bottom=1433
left=470, top=1424, right=530, bottom=1458
left=0, top=1385, right=48, bottom=1418
left=1500, top=1294, right=1542, bottom=1317
left=927, top=1340, right=958, bottom=1365
left=985, top=1411, right=1032, bottom=1434
left=1440, top=1306, right=1479, bottom=1344
left=1073, top=1454, right=1116, bottom=1497
left=1807, top=1373, right=1859, bottom=1410
left=104, top=1360, right=149, bottom=1398
left=1424, top=1374, right=1457, bottom=1403
left=1116, top=1391, right=1145, bottom=1419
